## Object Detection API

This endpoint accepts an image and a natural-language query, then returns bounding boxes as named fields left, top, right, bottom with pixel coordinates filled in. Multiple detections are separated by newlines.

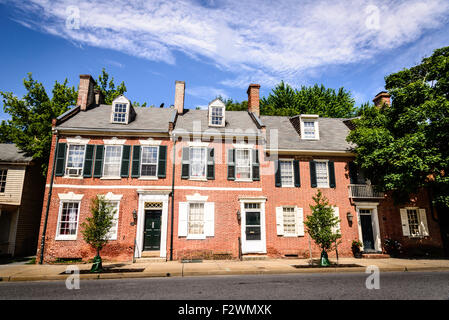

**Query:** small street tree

left=81, top=196, right=115, bottom=273
left=304, top=190, right=341, bottom=266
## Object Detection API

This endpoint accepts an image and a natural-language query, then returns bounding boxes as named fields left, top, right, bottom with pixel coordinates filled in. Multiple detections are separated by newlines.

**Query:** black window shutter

left=348, top=161, right=358, bottom=184
left=328, top=161, right=336, bottom=188
left=227, top=149, right=235, bottom=181
left=120, top=145, right=131, bottom=178
left=310, top=161, right=317, bottom=188
left=275, top=160, right=281, bottom=187
left=55, top=142, right=67, bottom=176
left=181, top=147, right=190, bottom=179
left=157, top=145, right=167, bottom=178
left=131, top=146, right=141, bottom=178
left=93, top=145, right=104, bottom=178
left=83, top=144, right=95, bottom=178
left=293, top=160, right=300, bottom=187
left=252, top=149, right=260, bottom=181
left=207, top=148, right=215, bottom=180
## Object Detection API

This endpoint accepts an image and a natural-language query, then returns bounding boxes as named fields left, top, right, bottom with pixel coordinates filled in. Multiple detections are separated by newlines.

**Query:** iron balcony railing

left=348, top=184, right=385, bottom=199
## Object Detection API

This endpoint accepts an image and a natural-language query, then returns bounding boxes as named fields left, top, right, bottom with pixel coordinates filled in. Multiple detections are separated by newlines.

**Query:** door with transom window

left=241, top=202, right=266, bottom=253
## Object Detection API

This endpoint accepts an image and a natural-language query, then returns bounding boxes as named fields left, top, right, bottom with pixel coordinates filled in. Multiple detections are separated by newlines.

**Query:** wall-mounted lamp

left=236, top=210, right=241, bottom=222
left=131, top=209, right=137, bottom=226
left=347, top=212, right=354, bottom=226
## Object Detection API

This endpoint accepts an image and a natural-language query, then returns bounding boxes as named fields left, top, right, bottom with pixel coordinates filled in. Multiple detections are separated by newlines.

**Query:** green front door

left=143, top=210, right=162, bottom=251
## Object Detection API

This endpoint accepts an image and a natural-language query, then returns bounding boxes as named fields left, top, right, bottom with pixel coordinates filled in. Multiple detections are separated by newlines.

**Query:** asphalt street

left=1, top=271, right=448, bottom=300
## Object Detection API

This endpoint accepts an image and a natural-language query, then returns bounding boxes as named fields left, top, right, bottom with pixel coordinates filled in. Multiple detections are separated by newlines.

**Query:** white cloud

left=5, top=0, right=449, bottom=88
left=187, top=86, right=229, bottom=101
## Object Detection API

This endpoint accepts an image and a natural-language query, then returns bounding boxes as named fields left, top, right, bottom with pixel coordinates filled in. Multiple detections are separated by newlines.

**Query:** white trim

left=111, top=96, right=131, bottom=124
left=103, top=138, right=126, bottom=145
left=355, top=204, right=381, bottom=252
left=314, top=159, right=330, bottom=188
left=300, top=114, right=319, bottom=118
left=140, top=145, right=159, bottom=178
left=300, top=117, right=319, bottom=140
left=239, top=199, right=267, bottom=254
left=266, top=149, right=354, bottom=156
left=102, top=192, right=123, bottom=201
left=66, top=136, right=90, bottom=145
left=55, top=200, right=81, bottom=241
left=64, top=143, right=86, bottom=177
left=232, top=143, right=254, bottom=149
left=186, top=193, right=209, bottom=202
left=208, top=99, right=226, bottom=127
left=279, top=159, right=294, bottom=187
left=235, top=148, right=253, bottom=181
left=102, top=145, right=123, bottom=178
left=48, top=184, right=263, bottom=192
left=135, top=193, right=169, bottom=258
left=139, top=138, right=162, bottom=146
left=58, top=192, right=84, bottom=201
left=187, top=141, right=210, bottom=147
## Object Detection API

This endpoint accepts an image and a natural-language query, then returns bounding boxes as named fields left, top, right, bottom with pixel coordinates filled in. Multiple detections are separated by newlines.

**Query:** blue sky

left=0, top=0, right=448, bottom=121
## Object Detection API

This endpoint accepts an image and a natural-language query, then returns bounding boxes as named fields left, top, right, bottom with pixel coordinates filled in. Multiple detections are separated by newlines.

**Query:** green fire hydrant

left=90, top=255, right=103, bottom=273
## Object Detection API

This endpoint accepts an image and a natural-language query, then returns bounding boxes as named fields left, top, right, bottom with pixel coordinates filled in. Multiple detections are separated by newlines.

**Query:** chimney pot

left=247, top=84, right=261, bottom=116
left=174, top=81, right=185, bottom=114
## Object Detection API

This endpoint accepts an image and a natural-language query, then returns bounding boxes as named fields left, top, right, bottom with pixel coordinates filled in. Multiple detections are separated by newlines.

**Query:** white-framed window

left=141, top=146, right=158, bottom=177
left=65, top=144, right=86, bottom=176
left=188, top=202, right=205, bottom=237
left=112, top=103, right=128, bottom=123
left=56, top=201, right=80, bottom=240
left=400, top=207, right=429, bottom=238
left=280, top=160, right=294, bottom=187
left=282, top=207, right=297, bottom=236
left=190, top=147, right=207, bottom=179
left=300, top=116, right=319, bottom=140
left=0, top=169, right=7, bottom=193
left=210, top=106, right=224, bottom=126
left=106, top=201, right=120, bottom=240
left=235, top=149, right=251, bottom=180
left=315, top=160, right=329, bottom=188
left=407, top=209, right=420, bottom=236
left=103, top=145, right=122, bottom=177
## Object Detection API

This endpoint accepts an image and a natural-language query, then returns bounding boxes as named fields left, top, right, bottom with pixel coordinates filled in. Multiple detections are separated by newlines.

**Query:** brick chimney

left=77, top=75, right=96, bottom=111
left=373, top=91, right=391, bottom=107
left=247, top=84, right=261, bottom=116
left=174, top=80, right=185, bottom=114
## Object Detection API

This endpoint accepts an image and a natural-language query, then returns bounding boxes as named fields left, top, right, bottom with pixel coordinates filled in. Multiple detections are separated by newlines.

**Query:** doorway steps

left=242, top=255, right=268, bottom=261
left=362, top=252, right=390, bottom=259
left=134, top=257, right=166, bottom=263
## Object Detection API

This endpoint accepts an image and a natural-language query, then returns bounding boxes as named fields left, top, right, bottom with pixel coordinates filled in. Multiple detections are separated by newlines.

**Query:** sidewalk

left=1, top=258, right=449, bottom=282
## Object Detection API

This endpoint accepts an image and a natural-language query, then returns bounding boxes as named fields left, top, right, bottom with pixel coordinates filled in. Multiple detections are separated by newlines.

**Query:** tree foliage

left=81, top=196, right=115, bottom=255
left=260, top=81, right=357, bottom=118
left=347, top=46, right=449, bottom=208
left=304, top=190, right=341, bottom=252
left=95, top=68, right=127, bottom=104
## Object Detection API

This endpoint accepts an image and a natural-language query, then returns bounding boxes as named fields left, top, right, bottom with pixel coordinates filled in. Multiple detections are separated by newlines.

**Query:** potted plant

left=351, top=240, right=363, bottom=258
left=384, top=238, right=403, bottom=257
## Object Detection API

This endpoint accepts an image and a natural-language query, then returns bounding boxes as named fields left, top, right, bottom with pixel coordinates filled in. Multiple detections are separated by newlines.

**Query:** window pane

left=66, top=145, right=85, bottom=174
left=280, top=160, right=293, bottom=186
left=190, top=147, right=206, bottom=178
left=211, top=107, right=223, bottom=125
left=141, top=147, right=158, bottom=176
left=188, top=203, right=204, bottom=235
left=316, top=162, right=328, bottom=187
left=104, top=146, right=122, bottom=176
left=113, top=104, right=127, bottom=123
left=303, top=121, right=316, bottom=138
left=59, top=202, right=79, bottom=236
left=236, top=149, right=251, bottom=179
left=407, top=209, right=420, bottom=236
left=0, top=169, right=7, bottom=193
left=106, top=201, right=119, bottom=240
left=283, top=207, right=296, bottom=235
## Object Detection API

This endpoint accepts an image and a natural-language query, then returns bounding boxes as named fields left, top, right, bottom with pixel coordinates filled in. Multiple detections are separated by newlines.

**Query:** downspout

left=170, top=134, right=176, bottom=261
left=39, top=132, right=59, bottom=264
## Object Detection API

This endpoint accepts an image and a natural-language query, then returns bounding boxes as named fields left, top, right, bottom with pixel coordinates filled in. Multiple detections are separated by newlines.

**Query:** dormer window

left=300, top=115, right=319, bottom=140
left=208, top=99, right=226, bottom=127
left=111, top=95, right=134, bottom=124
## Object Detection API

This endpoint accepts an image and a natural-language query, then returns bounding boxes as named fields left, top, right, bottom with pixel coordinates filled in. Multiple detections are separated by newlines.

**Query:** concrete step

left=135, top=257, right=166, bottom=263
left=362, top=253, right=390, bottom=259
left=242, top=255, right=268, bottom=261
left=141, top=251, right=160, bottom=258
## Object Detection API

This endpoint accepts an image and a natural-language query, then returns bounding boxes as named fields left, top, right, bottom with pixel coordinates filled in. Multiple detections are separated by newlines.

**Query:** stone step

left=135, top=257, right=166, bottom=263
left=141, top=251, right=160, bottom=258
left=362, top=253, right=390, bottom=259
left=242, top=255, right=268, bottom=261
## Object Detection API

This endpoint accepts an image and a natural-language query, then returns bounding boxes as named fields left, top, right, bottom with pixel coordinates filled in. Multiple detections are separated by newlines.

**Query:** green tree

left=304, top=190, right=341, bottom=266
left=0, top=74, right=77, bottom=174
left=224, top=98, right=248, bottom=111
left=95, top=68, right=127, bottom=104
left=81, top=196, right=115, bottom=273
left=347, top=46, right=449, bottom=209
left=260, top=81, right=357, bottom=118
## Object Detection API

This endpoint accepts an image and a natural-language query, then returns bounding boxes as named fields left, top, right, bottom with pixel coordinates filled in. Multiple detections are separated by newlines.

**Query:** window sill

left=62, top=175, right=84, bottom=179
left=282, top=234, right=300, bottom=238
left=138, top=176, right=159, bottom=180
left=186, top=235, right=206, bottom=240
left=235, top=179, right=253, bottom=182
left=189, top=177, right=208, bottom=182
left=55, top=236, right=77, bottom=241
left=100, top=176, right=122, bottom=180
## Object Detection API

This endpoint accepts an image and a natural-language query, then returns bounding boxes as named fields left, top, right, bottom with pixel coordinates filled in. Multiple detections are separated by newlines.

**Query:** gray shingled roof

left=0, top=144, right=33, bottom=163
left=173, top=110, right=261, bottom=136
left=260, top=116, right=354, bottom=152
left=57, top=105, right=175, bottom=133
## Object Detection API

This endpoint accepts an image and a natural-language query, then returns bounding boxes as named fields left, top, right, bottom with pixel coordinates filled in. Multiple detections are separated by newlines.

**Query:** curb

left=2, top=266, right=449, bottom=282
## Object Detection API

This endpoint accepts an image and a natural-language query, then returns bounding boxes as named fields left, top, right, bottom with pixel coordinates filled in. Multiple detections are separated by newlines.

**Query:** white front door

left=241, top=201, right=266, bottom=254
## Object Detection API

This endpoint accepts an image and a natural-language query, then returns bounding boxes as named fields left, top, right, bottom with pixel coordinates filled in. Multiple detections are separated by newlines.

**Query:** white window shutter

left=178, top=202, right=188, bottom=237
left=400, top=209, right=410, bottom=236
left=419, top=209, right=429, bottom=236
left=332, top=206, right=340, bottom=234
left=204, top=202, right=215, bottom=237
left=296, top=207, right=304, bottom=236
left=276, top=207, right=284, bottom=236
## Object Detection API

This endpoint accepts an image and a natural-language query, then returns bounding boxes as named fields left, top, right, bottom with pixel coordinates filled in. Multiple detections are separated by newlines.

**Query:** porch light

left=347, top=212, right=354, bottom=225
left=236, top=210, right=241, bottom=222
left=131, top=209, right=137, bottom=226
